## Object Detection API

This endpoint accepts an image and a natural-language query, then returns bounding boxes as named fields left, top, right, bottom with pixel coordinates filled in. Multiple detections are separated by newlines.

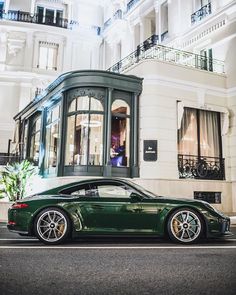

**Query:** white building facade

left=1, top=0, right=236, bottom=214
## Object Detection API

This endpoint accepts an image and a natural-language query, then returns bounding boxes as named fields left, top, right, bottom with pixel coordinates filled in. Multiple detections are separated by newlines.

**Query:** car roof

left=37, top=177, right=129, bottom=195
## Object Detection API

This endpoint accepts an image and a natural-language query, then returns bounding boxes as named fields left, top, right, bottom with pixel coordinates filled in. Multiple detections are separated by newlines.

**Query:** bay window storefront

left=15, top=70, right=142, bottom=178
left=178, top=107, right=225, bottom=180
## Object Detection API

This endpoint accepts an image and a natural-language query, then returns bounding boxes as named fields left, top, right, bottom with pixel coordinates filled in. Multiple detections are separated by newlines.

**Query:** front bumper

left=209, top=217, right=233, bottom=238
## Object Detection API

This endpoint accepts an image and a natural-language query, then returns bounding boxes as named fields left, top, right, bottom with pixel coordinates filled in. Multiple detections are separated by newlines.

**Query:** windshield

left=125, top=180, right=159, bottom=199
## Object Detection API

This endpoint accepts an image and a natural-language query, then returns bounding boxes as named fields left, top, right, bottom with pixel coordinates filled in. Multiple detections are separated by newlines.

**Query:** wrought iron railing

left=107, top=34, right=225, bottom=74
left=103, top=9, right=123, bottom=31
left=178, top=154, right=225, bottom=180
left=127, top=0, right=140, bottom=12
left=0, top=10, right=68, bottom=28
left=0, top=10, right=101, bottom=35
left=191, top=2, right=212, bottom=25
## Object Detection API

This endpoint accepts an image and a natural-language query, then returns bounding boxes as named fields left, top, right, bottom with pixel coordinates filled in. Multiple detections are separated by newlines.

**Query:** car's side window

left=60, top=184, right=91, bottom=196
left=91, top=182, right=136, bottom=198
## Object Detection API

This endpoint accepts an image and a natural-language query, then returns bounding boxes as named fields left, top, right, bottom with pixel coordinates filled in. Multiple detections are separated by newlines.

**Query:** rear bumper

left=7, top=224, right=29, bottom=235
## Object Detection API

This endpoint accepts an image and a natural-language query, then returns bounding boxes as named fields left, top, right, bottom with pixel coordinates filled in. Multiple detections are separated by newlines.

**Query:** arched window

left=111, top=99, right=130, bottom=167
left=29, top=114, right=41, bottom=166
left=65, top=91, right=104, bottom=167
left=44, top=104, right=60, bottom=174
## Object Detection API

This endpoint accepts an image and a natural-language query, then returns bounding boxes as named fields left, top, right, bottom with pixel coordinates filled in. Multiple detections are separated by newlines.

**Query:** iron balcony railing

left=191, top=2, right=212, bottom=25
left=0, top=10, right=68, bottom=28
left=107, top=34, right=225, bottom=74
left=0, top=10, right=101, bottom=35
left=127, top=0, right=140, bottom=12
left=103, top=9, right=122, bottom=31
left=178, top=154, right=225, bottom=180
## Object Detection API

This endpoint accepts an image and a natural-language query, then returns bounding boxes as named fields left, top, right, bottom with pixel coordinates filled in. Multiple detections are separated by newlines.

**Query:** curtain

left=199, top=110, right=220, bottom=158
left=178, top=108, right=198, bottom=156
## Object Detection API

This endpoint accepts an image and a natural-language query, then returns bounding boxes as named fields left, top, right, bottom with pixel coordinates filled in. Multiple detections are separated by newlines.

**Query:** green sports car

left=8, top=178, right=232, bottom=244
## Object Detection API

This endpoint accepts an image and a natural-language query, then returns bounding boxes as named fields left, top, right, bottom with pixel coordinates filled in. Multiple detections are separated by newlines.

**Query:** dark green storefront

left=14, top=70, right=143, bottom=178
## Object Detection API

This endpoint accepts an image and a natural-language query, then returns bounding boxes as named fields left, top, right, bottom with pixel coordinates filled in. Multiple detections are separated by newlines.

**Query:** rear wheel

left=34, top=207, right=70, bottom=245
left=167, top=208, right=204, bottom=243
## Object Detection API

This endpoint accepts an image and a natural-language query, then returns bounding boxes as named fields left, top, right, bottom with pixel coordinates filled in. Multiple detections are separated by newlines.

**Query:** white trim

left=143, top=73, right=227, bottom=97
left=0, top=246, right=236, bottom=249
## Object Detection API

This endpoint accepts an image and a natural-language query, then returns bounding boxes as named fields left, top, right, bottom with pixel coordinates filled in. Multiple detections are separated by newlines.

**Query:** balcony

left=0, top=10, right=101, bottom=35
left=127, top=0, right=140, bottom=12
left=191, top=2, right=212, bottom=25
left=103, top=9, right=122, bottom=32
left=107, top=34, right=224, bottom=74
left=0, top=10, right=68, bottom=28
left=178, top=154, right=225, bottom=180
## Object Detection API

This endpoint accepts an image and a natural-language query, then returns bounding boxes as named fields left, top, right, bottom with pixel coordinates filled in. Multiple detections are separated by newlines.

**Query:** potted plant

left=0, top=159, right=35, bottom=202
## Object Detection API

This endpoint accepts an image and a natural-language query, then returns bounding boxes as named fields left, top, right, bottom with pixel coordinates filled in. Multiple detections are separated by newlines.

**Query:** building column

left=57, top=93, right=67, bottom=177
left=31, top=0, right=36, bottom=14
left=140, top=19, right=145, bottom=43
left=103, top=88, right=113, bottom=176
left=131, top=93, right=139, bottom=178
left=4, top=0, right=10, bottom=13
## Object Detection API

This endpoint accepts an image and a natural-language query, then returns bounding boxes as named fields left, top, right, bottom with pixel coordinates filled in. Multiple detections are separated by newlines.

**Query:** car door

left=80, top=180, right=150, bottom=233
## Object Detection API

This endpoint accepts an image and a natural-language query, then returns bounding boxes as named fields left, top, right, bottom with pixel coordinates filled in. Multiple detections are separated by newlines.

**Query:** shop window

left=65, top=93, right=104, bottom=167
left=45, top=105, right=60, bottom=173
left=22, top=121, right=28, bottom=159
left=111, top=99, right=130, bottom=167
left=178, top=108, right=224, bottom=180
left=29, top=114, right=41, bottom=166
left=37, top=41, right=58, bottom=71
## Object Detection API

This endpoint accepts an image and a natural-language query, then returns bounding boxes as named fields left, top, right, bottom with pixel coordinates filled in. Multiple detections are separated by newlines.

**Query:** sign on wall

left=143, top=140, right=157, bottom=162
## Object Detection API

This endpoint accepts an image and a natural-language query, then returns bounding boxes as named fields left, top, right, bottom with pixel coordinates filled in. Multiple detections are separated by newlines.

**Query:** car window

left=60, top=184, right=91, bottom=196
left=89, top=182, right=137, bottom=198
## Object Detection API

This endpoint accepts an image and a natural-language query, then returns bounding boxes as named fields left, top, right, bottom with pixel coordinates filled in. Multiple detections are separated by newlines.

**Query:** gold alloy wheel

left=36, top=209, right=68, bottom=243
left=170, top=210, right=202, bottom=243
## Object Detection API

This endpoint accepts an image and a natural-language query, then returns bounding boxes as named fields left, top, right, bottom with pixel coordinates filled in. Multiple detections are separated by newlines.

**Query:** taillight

left=12, top=203, right=29, bottom=209
left=8, top=221, right=16, bottom=225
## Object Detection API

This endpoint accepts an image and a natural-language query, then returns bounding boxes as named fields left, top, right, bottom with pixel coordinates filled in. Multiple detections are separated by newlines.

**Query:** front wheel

left=167, top=208, right=204, bottom=243
left=34, top=207, right=71, bottom=245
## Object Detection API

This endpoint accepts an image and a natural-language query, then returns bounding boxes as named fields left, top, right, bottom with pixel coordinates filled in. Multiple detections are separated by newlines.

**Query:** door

left=80, top=181, right=144, bottom=232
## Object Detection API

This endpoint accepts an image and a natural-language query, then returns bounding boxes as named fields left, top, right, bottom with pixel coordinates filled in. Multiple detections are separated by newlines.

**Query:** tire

left=34, top=207, right=71, bottom=245
left=167, top=208, right=204, bottom=244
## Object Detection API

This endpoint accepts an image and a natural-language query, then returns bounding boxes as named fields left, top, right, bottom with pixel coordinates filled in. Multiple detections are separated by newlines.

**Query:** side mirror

left=130, top=192, right=142, bottom=202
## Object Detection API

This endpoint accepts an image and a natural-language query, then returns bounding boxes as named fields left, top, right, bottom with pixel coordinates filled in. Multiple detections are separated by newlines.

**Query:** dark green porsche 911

left=8, top=178, right=231, bottom=245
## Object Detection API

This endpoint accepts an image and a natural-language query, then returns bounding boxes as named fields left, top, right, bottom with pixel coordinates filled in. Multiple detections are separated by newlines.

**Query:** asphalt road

left=0, top=225, right=236, bottom=295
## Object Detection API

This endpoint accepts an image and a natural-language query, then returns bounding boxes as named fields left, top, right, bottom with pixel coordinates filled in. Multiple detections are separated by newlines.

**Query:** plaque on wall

left=143, top=140, right=157, bottom=161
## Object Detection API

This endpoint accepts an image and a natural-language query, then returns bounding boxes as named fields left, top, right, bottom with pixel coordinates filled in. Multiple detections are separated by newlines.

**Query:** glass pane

left=38, top=47, right=48, bottom=69
left=90, top=97, right=103, bottom=111
left=77, top=96, right=89, bottom=111
left=45, top=123, right=59, bottom=169
left=68, top=99, right=76, bottom=113
left=23, top=123, right=28, bottom=158
left=47, top=109, right=52, bottom=125
left=199, top=110, right=220, bottom=157
left=74, top=114, right=89, bottom=165
left=88, top=114, right=103, bottom=165
left=111, top=116, right=130, bottom=167
left=35, top=116, right=41, bottom=131
left=52, top=105, right=60, bottom=122
left=178, top=108, right=198, bottom=156
left=112, top=99, right=130, bottom=115
left=30, top=132, right=40, bottom=165
left=97, top=184, right=131, bottom=198
left=65, top=115, right=75, bottom=165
